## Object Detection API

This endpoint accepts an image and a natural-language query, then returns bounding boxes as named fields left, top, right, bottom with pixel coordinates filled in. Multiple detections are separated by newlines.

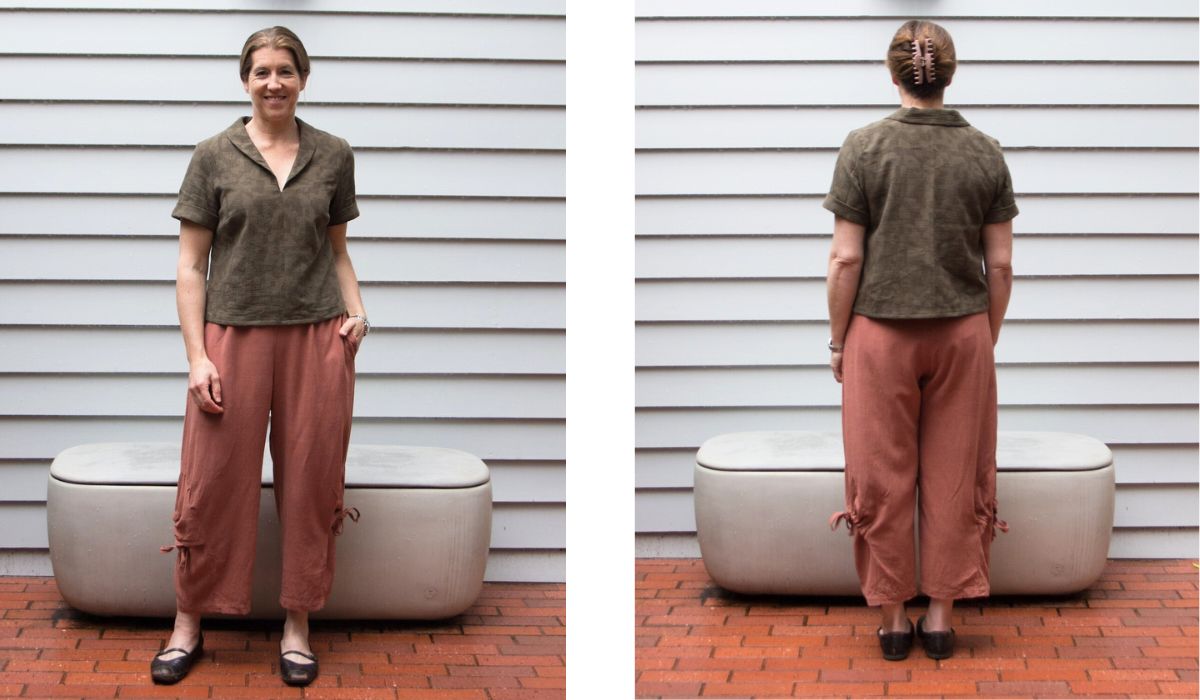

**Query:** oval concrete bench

left=695, top=431, right=1114, bottom=597
left=47, top=442, right=492, bottom=619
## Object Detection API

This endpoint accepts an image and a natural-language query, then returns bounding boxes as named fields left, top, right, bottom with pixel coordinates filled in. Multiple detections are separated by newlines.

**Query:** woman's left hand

left=339, top=316, right=365, bottom=343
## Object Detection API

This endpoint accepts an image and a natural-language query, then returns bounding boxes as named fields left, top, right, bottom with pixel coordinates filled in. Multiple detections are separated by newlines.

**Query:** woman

left=151, top=26, right=368, bottom=686
left=824, top=20, right=1017, bottom=661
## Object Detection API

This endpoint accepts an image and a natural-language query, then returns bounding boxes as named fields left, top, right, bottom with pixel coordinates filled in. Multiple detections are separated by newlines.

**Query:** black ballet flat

left=150, top=633, right=203, bottom=684
left=279, top=648, right=319, bottom=687
left=916, top=614, right=956, bottom=659
left=877, top=619, right=913, bottom=661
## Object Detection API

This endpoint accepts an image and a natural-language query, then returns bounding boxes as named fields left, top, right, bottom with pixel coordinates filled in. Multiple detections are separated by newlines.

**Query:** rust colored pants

left=164, top=316, right=358, bottom=615
left=832, top=312, right=1006, bottom=606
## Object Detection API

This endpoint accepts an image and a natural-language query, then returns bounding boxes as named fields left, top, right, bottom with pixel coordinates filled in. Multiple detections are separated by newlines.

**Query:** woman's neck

left=898, top=90, right=945, bottom=110
left=246, top=114, right=298, bottom=142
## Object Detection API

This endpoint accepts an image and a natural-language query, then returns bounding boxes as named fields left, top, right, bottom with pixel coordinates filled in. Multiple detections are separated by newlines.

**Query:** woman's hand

left=188, top=358, right=224, bottom=413
left=831, top=350, right=845, bottom=383
left=339, top=316, right=365, bottom=342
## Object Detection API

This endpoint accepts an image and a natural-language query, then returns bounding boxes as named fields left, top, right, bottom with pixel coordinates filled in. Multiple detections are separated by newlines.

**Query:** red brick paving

left=637, top=558, right=1198, bottom=698
left=0, top=577, right=563, bottom=699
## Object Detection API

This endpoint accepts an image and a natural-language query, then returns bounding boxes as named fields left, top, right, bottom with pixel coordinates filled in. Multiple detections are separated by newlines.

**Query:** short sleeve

left=329, top=144, right=360, bottom=226
left=985, top=154, right=1019, bottom=224
left=171, top=145, right=219, bottom=231
left=822, top=132, right=870, bottom=226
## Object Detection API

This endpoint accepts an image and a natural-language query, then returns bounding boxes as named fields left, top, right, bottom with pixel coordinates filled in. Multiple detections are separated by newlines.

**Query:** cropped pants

left=832, top=312, right=1006, bottom=606
left=163, top=316, right=358, bottom=615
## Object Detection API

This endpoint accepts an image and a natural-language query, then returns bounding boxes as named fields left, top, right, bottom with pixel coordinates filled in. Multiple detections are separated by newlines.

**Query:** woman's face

left=243, top=47, right=306, bottom=121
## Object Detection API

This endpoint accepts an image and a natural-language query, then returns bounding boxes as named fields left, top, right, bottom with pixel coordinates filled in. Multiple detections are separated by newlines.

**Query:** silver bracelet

left=349, top=314, right=370, bottom=336
left=828, top=337, right=844, bottom=352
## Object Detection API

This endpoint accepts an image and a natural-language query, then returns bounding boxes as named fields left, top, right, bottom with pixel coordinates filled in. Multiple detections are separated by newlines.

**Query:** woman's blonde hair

left=239, top=26, right=310, bottom=81
left=886, top=20, right=956, bottom=99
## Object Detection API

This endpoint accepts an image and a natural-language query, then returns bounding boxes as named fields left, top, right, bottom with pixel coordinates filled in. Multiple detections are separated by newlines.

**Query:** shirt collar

left=886, top=108, right=970, bottom=127
left=225, top=117, right=317, bottom=187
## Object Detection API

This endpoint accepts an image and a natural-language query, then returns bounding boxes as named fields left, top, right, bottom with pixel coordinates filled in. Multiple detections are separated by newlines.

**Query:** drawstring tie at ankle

left=160, top=542, right=190, bottom=567
left=332, top=506, right=360, bottom=535
left=829, top=509, right=861, bottom=536
left=990, top=499, right=1009, bottom=540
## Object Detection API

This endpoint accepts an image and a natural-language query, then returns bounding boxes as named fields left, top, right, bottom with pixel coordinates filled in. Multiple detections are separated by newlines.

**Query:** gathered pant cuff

left=279, top=595, right=328, bottom=613
left=175, top=598, right=251, bottom=617
left=922, top=588, right=991, bottom=602
left=863, top=590, right=919, bottom=607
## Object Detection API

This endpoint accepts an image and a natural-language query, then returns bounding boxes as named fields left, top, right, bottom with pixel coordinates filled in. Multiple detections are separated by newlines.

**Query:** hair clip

left=911, top=37, right=937, bottom=86
left=912, top=40, right=924, bottom=85
left=925, top=38, right=937, bottom=83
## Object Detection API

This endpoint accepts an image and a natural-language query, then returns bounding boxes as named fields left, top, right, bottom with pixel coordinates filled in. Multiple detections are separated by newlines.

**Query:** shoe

left=877, top=619, right=913, bottom=661
left=916, top=614, right=956, bottom=659
left=279, top=648, right=319, bottom=687
left=150, top=632, right=203, bottom=684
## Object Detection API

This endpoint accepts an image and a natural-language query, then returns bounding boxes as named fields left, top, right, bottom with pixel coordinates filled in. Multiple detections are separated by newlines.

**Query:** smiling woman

left=152, top=26, right=367, bottom=688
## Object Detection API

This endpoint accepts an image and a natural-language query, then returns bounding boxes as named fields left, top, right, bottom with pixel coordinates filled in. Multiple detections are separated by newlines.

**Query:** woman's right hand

left=831, top=350, right=845, bottom=384
left=188, top=358, right=224, bottom=413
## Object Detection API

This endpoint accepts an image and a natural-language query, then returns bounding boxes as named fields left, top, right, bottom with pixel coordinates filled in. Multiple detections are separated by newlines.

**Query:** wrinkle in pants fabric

left=166, top=317, right=357, bottom=615
left=836, top=312, right=1003, bottom=606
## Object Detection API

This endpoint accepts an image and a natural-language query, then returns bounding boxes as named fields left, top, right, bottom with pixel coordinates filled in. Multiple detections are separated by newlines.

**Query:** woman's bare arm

left=826, top=215, right=866, bottom=383
left=176, top=220, right=223, bottom=413
left=327, top=223, right=367, bottom=339
left=981, top=219, right=1014, bottom=345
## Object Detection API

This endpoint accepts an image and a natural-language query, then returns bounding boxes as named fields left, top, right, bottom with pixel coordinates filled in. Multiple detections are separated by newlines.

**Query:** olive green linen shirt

left=172, top=117, right=359, bottom=325
left=823, top=108, right=1018, bottom=319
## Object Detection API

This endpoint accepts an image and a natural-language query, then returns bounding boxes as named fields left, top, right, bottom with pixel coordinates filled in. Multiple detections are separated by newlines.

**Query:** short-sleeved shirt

left=172, top=117, right=359, bottom=325
left=823, top=108, right=1018, bottom=319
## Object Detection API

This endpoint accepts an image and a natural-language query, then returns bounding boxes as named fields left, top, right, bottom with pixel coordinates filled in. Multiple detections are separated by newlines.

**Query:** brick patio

left=0, top=577, right=564, bottom=699
left=636, top=558, right=1198, bottom=699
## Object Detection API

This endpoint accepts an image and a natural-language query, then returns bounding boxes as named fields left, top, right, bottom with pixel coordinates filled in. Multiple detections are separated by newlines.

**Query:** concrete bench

left=694, top=431, right=1114, bottom=597
left=47, top=442, right=491, bottom=619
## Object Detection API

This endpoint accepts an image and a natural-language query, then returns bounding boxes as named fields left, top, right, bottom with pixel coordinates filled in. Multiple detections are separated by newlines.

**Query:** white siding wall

left=0, top=1, right=565, bottom=581
left=635, top=1, right=1200, bottom=558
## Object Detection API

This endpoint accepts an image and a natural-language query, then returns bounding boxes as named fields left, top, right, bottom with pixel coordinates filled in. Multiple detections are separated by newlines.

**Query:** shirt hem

left=329, top=205, right=360, bottom=227
left=853, top=304, right=989, bottom=320
left=171, top=204, right=218, bottom=232
left=203, top=307, right=347, bottom=327
left=984, top=203, right=1020, bottom=224
left=822, top=195, right=869, bottom=226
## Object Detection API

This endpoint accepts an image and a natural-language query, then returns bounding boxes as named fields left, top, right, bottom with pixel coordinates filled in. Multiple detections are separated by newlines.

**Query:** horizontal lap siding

left=635, top=1, right=1198, bottom=19
left=638, top=107, right=1200, bottom=149
left=0, top=148, right=565, bottom=196
left=633, top=1, right=1200, bottom=559
left=0, top=4, right=565, bottom=581
left=0, top=103, right=566, bottom=149
left=637, top=196, right=1198, bottom=235
left=0, top=2, right=563, bottom=12
left=0, top=196, right=564, bottom=238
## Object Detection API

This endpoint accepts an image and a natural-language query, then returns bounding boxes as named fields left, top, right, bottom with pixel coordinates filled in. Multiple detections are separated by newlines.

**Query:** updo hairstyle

left=886, top=20, right=956, bottom=99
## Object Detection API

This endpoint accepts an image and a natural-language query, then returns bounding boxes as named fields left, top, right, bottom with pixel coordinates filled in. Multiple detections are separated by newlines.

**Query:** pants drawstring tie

left=332, top=507, right=360, bottom=536
left=829, top=509, right=860, bottom=536
left=990, top=500, right=1010, bottom=540
left=160, top=542, right=190, bottom=567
